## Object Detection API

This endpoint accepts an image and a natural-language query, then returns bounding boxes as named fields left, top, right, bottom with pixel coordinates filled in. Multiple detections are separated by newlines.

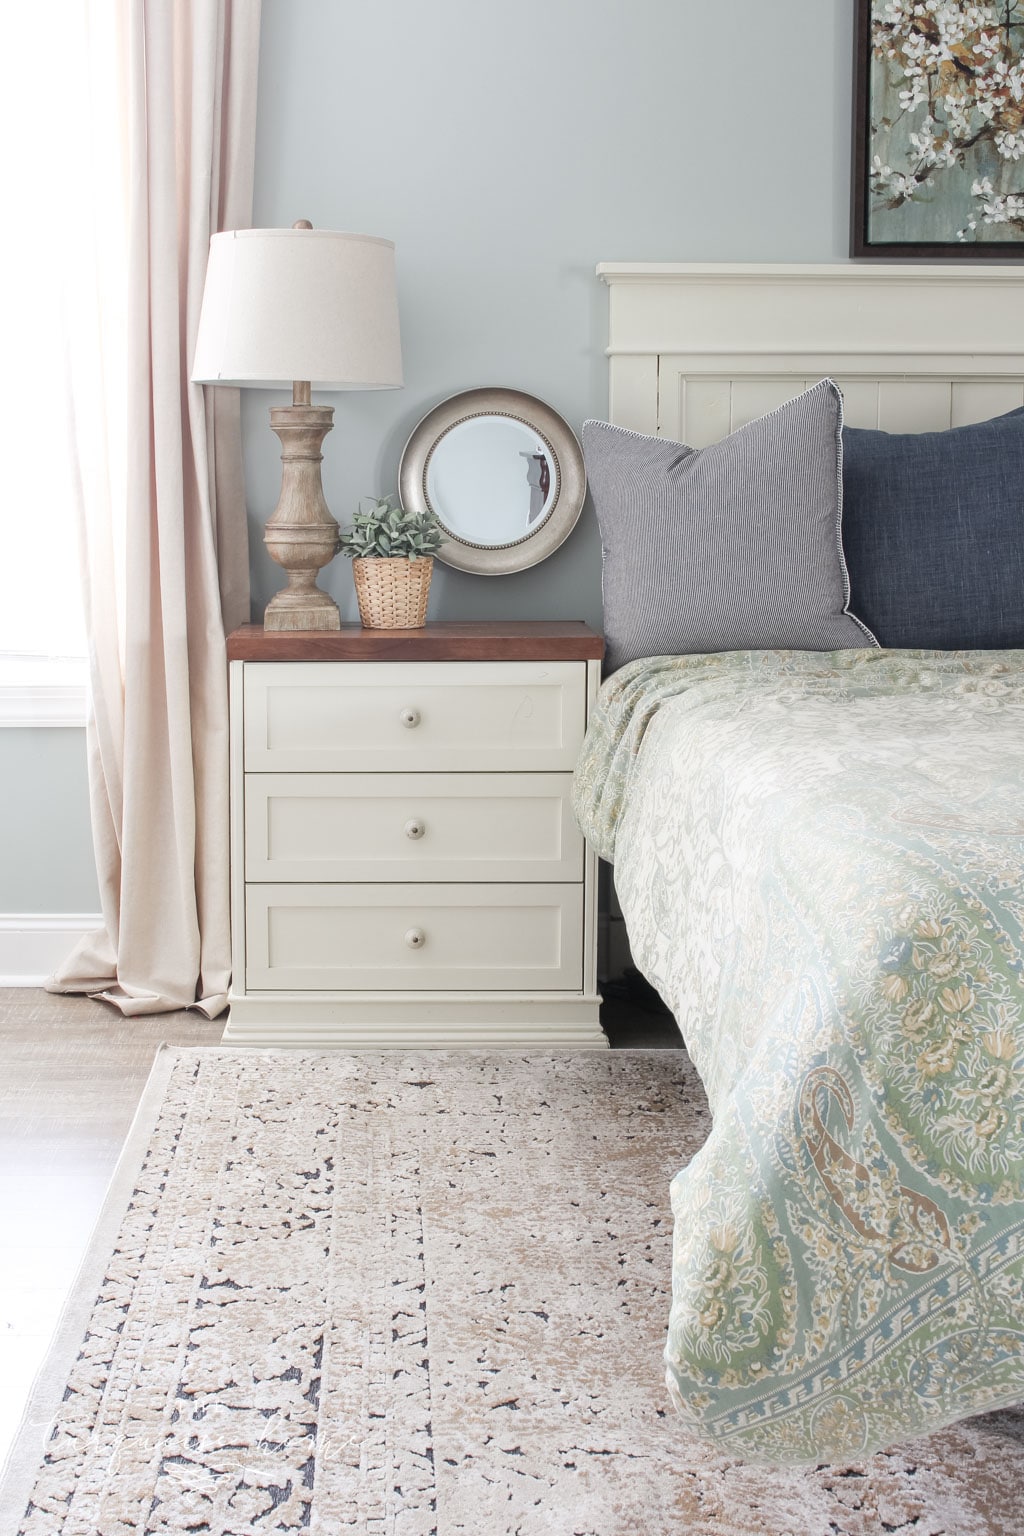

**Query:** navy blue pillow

left=842, top=408, right=1024, bottom=649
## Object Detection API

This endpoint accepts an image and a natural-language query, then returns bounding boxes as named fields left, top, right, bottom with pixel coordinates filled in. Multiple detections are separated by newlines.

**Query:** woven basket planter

left=352, top=556, right=433, bottom=629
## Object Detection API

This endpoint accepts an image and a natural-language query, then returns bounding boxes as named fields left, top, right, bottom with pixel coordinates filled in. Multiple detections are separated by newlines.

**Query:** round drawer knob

left=399, top=706, right=421, bottom=729
left=405, top=818, right=425, bottom=840
left=405, top=927, right=426, bottom=949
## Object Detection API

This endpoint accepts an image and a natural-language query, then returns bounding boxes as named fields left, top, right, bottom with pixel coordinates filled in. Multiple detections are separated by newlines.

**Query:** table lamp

left=192, top=222, right=403, bottom=630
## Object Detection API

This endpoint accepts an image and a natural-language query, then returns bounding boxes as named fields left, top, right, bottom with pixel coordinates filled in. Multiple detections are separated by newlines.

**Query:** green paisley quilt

left=573, top=648, right=1024, bottom=1464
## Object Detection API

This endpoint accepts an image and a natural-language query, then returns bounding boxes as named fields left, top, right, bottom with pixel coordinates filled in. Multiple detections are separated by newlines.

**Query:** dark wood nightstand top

left=226, top=620, right=604, bottom=663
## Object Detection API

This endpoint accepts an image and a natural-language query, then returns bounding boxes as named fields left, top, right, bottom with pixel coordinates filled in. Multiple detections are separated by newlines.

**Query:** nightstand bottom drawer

left=245, top=883, right=584, bottom=991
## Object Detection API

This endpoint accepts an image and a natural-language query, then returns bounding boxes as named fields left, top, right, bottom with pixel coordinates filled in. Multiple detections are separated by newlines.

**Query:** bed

left=575, top=264, right=1024, bottom=1464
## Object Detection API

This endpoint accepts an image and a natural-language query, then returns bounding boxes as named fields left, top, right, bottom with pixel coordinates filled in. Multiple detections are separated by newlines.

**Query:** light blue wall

left=0, top=730, right=98, bottom=912
left=7, top=0, right=852, bottom=914
left=247, top=0, right=853, bottom=624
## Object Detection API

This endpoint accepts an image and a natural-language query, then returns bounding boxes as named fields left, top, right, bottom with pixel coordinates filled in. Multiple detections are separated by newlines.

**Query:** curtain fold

left=50, top=0, right=262, bottom=1017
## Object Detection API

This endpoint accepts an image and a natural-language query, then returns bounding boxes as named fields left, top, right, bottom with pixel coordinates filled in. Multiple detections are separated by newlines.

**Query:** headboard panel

left=598, top=263, right=1024, bottom=446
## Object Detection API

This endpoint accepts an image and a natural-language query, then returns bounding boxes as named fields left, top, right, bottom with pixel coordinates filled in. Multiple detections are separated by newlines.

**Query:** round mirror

left=399, top=388, right=586, bottom=574
left=425, top=416, right=557, bottom=547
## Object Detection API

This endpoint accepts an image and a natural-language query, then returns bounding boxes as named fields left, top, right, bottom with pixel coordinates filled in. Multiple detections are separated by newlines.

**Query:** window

left=0, top=4, right=126, bottom=726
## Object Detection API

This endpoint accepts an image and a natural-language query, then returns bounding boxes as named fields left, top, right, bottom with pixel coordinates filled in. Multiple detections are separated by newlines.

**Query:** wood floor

left=0, top=984, right=678, bottom=1474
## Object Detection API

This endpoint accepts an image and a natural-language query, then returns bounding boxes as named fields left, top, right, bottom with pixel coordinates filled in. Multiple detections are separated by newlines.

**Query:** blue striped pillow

left=583, top=380, right=876, bottom=673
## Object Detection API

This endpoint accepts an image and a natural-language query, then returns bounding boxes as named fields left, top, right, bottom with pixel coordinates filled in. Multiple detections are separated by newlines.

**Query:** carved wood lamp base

left=263, top=393, right=341, bottom=632
left=263, top=585, right=341, bottom=632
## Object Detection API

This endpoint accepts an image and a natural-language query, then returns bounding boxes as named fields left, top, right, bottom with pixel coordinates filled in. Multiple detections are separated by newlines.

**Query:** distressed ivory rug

left=2, top=1049, right=1023, bottom=1536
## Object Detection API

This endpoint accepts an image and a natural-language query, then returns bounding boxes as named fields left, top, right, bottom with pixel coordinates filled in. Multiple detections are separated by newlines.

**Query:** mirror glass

left=425, top=416, right=557, bottom=547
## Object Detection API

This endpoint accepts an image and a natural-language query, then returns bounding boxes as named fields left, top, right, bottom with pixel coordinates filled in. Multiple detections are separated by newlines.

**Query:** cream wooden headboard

left=598, top=262, right=1024, bottom=445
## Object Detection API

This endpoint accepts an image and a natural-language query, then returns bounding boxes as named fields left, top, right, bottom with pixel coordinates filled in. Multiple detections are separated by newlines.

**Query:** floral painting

left=853, top=1, right=1024, bottom=255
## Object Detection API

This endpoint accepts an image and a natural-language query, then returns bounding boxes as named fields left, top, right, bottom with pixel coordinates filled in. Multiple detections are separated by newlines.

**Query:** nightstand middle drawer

left=245, top=772, right=584, bottom=882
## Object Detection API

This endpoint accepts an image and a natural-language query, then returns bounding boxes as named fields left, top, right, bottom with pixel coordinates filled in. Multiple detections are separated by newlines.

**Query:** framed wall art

left=852, top=1, right=1024, bottom=258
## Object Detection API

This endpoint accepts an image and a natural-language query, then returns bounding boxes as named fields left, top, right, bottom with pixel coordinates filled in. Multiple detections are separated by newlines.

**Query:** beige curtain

left=51, top=0, right=262, bottom=1016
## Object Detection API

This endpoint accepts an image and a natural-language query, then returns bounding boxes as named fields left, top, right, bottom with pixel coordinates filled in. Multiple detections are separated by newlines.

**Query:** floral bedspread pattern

left=574, top=649, right=1024, bottom=1463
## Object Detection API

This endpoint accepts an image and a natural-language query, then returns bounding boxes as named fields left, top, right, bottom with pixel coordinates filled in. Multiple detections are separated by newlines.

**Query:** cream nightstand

left=225, top=621, right=606, bottom=1048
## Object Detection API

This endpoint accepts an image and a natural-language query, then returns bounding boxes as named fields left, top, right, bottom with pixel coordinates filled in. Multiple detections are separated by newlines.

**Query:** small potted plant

left=338, top=496, right=444, bottom=629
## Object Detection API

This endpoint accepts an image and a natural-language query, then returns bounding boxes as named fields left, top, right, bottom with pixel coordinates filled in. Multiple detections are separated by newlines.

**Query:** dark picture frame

left=851, top=0, right=1024, bottom=259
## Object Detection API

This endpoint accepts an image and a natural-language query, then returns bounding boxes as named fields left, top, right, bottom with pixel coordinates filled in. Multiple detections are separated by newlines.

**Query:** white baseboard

left=0, top=914, right=102, bottom=987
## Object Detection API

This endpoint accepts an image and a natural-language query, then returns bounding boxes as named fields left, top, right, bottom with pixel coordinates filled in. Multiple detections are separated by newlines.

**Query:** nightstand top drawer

left=243, top=660, right=586, bottom=772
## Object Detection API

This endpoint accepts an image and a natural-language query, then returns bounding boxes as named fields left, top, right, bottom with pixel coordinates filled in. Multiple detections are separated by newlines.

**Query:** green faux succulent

left=338, top=496, right=443, bottom=560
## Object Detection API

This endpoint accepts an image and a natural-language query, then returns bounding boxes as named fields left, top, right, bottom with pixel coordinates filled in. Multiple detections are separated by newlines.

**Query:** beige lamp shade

left=191, top=227, right=403, bottom=390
